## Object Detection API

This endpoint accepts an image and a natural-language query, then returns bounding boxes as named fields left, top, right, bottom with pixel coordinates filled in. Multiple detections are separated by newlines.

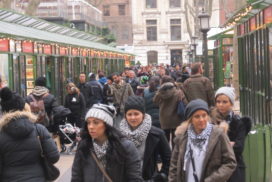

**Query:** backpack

left=29, top=94, right=49, bottom=126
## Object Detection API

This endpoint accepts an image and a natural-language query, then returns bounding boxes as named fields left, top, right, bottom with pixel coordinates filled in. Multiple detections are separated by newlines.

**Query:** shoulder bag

left=91, top=151, right=113, bottom=182
left=35, top=125, right=60, bottom=181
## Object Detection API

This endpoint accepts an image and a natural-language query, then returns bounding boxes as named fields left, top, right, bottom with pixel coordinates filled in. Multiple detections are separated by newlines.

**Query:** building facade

left=97, top=0, right=133, bottom=47
left=132, top=0, right=194, bottom=66
left=13, top=0, right=104, bottom=33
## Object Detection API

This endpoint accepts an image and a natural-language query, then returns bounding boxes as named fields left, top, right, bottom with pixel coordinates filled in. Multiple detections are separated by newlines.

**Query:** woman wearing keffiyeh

left=168, top=99, right=237, bottom=182
left=71, top=104, right=143, bottom=182
left=119, top=96, right=171, bottom=182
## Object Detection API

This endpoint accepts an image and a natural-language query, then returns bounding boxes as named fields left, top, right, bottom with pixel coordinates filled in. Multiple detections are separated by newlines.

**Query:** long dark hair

left=79, top=121, right=127, bottom=164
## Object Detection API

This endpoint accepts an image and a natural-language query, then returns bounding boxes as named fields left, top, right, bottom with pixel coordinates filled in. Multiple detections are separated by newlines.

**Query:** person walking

left=168, top=99, right=237, bottom=182
left=143, top=76, right=161, bottom=128
left=154, top=76, right=187, bottom=147
left=77, top=72, right=93, bottom=109
left=210, top=87, right=252, bottom=182
left=109, top=72, right=134, bottom=127
left=64, top=82, right=86, bottom=128
left=125, top=70, right=140, bottom=94
left=71, top=104, right=143, bottom=182
left=119, top=96, right=171, bottom=182
left=26, top=77, right=58, bottom=132
left=0, top=87, right=60, bottom=182
left=86, top=73, right=104, bottom=107
left=183, top=63, right=215, bottom=107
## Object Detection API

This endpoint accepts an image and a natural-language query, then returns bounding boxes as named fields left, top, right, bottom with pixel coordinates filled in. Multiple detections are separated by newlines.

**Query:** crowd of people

left=0, top=62, right=252, bottom=182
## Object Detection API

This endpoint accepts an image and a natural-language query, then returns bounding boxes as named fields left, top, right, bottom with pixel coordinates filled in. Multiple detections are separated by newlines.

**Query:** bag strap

left=35, top=124, right=45, bottom=157
left=189, top=145, right=199, bottom=182
left=91, top=151, right=113, bottom=182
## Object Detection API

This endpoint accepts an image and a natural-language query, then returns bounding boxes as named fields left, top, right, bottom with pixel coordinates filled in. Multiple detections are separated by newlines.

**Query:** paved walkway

left=55, top=154, right=74, bottom=182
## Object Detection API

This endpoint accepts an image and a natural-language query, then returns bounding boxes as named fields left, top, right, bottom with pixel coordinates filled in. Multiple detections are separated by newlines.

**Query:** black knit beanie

left=124, top=96, right=145, bottom=114
left=184, top=99, right=209, bottom=120
left=0, top=87, right=25, bottom=112
left=35, top=77, right=46, bottom=87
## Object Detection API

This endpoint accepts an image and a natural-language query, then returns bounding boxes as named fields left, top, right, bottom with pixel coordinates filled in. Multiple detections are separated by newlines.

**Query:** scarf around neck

left=92, top=139, right=109, bottom=167
left=32, top=86, right=49, bottom=96
left=187, top=122, right=213, bottom=151
left=119, top=114, right=152, bottom=148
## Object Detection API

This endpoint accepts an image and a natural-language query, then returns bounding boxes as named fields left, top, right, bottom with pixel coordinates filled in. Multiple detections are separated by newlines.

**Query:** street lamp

left=191, top=36, right=198, bottom=62
left=198, top=8, right=210, bottom=77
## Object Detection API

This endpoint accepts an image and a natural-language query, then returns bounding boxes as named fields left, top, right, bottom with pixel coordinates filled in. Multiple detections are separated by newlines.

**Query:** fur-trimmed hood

left=0, top=111, right=37, bottom=138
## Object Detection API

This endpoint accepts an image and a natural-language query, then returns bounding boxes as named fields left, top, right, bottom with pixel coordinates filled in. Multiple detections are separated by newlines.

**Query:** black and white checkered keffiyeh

left=92, top=139, right=109, bottom=167
left=120, top=114, right=152, bottom=148
left=187, top=123, right=213, bottom=151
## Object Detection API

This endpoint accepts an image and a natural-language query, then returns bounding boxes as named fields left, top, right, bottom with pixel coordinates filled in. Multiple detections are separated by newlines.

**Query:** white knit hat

left=85, top=104, right=116, bottom=126
left=215, top=87, right=235, bottom=104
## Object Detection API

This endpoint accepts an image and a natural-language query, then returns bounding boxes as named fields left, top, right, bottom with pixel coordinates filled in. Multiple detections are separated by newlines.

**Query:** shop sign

left=15, top=41, right=22, bottom=52
left=22, top=41, right=33, bottom=53
left=72, top=48, right=78, bottom=56
left=82, top=50, right=87, bottom=57
left=59, top=47, right=66, bottom=55
left=43, top=45, right=52, bottom=54
left=264, top=6, right=272, bottom=24
left=250, top=17, right=256, bottom=31
left=0, top=39, right=9, bottom=52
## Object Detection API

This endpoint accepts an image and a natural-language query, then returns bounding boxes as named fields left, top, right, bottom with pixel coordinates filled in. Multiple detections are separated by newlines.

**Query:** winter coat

left=109, top=81, right=134, bottom=114
left=153, top=84, right=184, bottom=130
left=71, top=138, right=143, bottom=182
left=168, top=123, right=236, bottom=182
left=210, top=108, right=252, bottom=182
left=0, top=111, right=60, bottom=182
left=64, top=93, right=86, bottom=127
left=143, top=88, right=160, bottom=128
left=86, top=79, right=104, bottom=107
left=26, top=92, right=58, bottom=125
left=126, top=78, right=140, bottom=94
left=142, top=126, right=171, bottom=181
left=77, top=82, right=93, bottom=109
left=183, top=74, right=215, bottom=107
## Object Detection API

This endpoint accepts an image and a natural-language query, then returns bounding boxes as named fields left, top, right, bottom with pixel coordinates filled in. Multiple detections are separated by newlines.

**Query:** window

left=103, top=5, right=110, bottom=16
left=147, top=51, right=158, bottom=65
left=146, top=20, right=157, bottom=41
left=146, top=0, right=157, bottom=8
left=170, top=0, right=181, bottom=8
left=118, top=4, right=125, bottom=15
left=170, top=19, right=181, bottom=40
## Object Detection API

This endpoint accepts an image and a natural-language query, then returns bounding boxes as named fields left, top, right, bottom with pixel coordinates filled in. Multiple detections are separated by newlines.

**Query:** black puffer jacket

left=0, top=111, right=60, bottom=182
left=143, top=88, right=160, bottom=128
left=142, top=126, right=171, bottom=181
left=72, top=138, right=143, bottom=182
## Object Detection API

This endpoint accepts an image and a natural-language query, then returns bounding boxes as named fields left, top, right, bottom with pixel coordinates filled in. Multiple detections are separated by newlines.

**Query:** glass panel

left=169, top=0, right=181, bottom=8
left=146, top=0, right=157, bottom=8
left=118, top=5, right=125, bottom=15
left=0, top=54, right=9, bottom=87
left=103, top=5, right=110, bottom=16
left=171, top=26, right=181, bottom=40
